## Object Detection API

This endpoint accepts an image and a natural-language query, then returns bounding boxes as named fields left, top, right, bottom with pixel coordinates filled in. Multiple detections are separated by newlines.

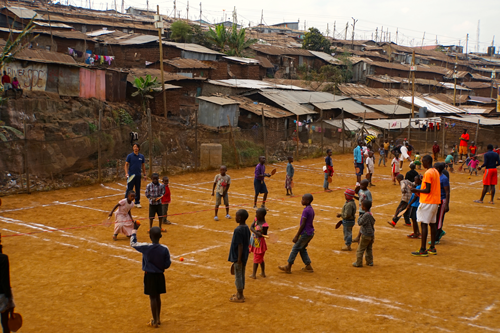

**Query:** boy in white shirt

left=391, top=152, right=401, bottom=185
left=366, top=151, right=375, bottom=186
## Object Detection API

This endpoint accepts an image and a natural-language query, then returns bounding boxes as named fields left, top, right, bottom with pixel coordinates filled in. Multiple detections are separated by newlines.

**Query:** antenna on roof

left=476, top=20, right=480, bottom=53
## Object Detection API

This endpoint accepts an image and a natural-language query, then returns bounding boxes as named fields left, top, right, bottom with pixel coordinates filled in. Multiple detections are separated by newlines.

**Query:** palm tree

left=0, top=122, right=23, bottom=142
left=0, top=17, right=38, bottom=68
left=131, top=75, right=161, bottom=114
left=206, top=24, right=228, bottom=52
left=226, top=24, right=257, bottom=57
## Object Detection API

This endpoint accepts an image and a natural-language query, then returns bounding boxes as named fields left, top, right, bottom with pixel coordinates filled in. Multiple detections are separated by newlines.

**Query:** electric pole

left=260, top=9, right=263, bottom=25
left=326, top=23, right=329, bottom=37
left=453, top=54, right=458, bottom=105
left=333, top=21, right=336, bottom=39
left=466, top=33, right=469, bottom=60
left=411, top=50, right=416, bottom=117
left=156, top=5, right=167, bottom=118
left=186, top=1, right=189, bottom=20
left=375, top=27, right=378, bottom=42
left=199, top=2, right=202, bottom=25
left=421, top=32, right=425, bottom=48
left=476, top=20, right=480, bottom=53
left=345, top=22, right=348, bottom=40
left=396, top=28, right=398, bottom=44
left=173, top=0, right=176, bottom=19
left=351, top=17, right=358, bottom=50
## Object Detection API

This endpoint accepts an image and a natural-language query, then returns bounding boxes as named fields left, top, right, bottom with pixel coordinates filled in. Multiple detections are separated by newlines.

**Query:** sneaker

left=366, top=262, right=374, bottom=266
left=387, top=221, right=396, bottom=228
left=214, top=216, right=219, bottom=221
left=404, top=223, right=412, bottom=227
left=428, top=247, right=437, bottom=255
left=438, top=230, right=446, bottom=241
left=135, top=204, right=142, bottom=208
left=411, top=249, right=428, bottom=257
left=407, top=233, right=421, bottom=239
left=352, top=262, right=362, bottom=267
left=226, top=214, right=231, bottom=219
left=428, top=240, right=440, bottom=245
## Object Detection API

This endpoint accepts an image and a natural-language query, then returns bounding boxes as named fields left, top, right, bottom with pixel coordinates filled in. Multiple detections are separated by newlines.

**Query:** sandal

left=147, top=319, right=158, bottom=328
left=229, top=295, right=245, bottom=303
left=473, top=200, right=483, bottom=204
left=407, top=233, right=421, bottom=239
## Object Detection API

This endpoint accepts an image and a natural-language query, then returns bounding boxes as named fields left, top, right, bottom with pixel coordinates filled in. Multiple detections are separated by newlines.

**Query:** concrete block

left=200, top=143, right=222, bottom=170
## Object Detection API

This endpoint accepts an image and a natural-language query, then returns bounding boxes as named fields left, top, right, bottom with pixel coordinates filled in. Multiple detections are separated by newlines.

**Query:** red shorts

left=483, top=168, right=498, bottom=186
left=253, top=252, right=265, bottom=264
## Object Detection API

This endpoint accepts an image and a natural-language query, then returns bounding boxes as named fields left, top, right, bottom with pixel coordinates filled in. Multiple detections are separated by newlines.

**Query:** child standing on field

left=432, top=141, right=440, bottom=162
left=108, top=191, right=136, bottom=241
left=414, top=152, right=422, bottom=169
left=366, top=151, right=375, bottom=186
left=407, top=175, right=422, bottom=239
left=469, top=156, right=479, bottom=176
left=391, top=152, right=401, bottom=185
left=161, top=177, right=171, bottom=225
left=353, top=200, right=375, bottom=268
left=352, top=179, right=372, bottom=243
left=452, top=144, right=459, bottom=163
left=249, top=208, right=269, bottom=279
left=337, top=189, right=357, bottom=251
left=378, top=146, right=386, bottom=167
left=228, top=209, right=250, bottom=303
left=145, top=173, right=166, bottom=232
left=285, top=156, right=294, bottom=196
left=212, top=165, right=231, bottom=221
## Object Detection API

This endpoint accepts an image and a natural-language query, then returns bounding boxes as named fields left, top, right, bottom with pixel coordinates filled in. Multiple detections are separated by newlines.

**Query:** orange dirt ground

left=1, top=154, right=499, bottom=332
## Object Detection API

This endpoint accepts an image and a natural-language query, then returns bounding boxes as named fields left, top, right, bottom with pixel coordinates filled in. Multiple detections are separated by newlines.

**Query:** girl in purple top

left=254, top=156, right=271, bottom=209
left=278, top=194, right=315, bottom=274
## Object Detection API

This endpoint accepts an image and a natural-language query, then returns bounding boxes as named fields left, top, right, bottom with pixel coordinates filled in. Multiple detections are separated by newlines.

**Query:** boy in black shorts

left=131, top=223, right=171, bottom=328
left=145, top=173, right=166, bottom=232
left=228, top=209, right=251, bottom=303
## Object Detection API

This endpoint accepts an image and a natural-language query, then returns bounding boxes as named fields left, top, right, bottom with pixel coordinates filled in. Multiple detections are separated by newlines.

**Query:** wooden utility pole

left=295, top=115, right=299, bottom=160
left=345, top=22, right=348, bottom=40
left=411, top=50, right=416, bottom=117
left=351, top=17, right=358, bottom=50
left=147, top=108, right=153, bottom=177
left=157, top=6, right=167, bottom=118
left=261, top=107, right=268, bottom=161
left=441, top=117, right=445, bottom=158
left=465, top=33, right=469, bottom=60
left=320, top=109, right=324, bottom=152
left=425, top=122, right=428, bottom=154
left=341, top=108, right=345, bottom=154
left=453, top=54, right=458, bottom=105
left=23, top=119, right=30, bottom=194
left=408, top=114, right=411, bottom=142
left=98, top=109, right=102, bottom=183
left=475, top=119, right=480, bottom=144
left=195, top=108, right=198, bottom=168
left=227, top=115, right=240, bottom=168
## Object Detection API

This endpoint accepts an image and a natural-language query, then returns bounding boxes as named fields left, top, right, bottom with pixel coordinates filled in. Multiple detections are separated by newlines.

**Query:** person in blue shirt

left=434, top=162, right=450, bottom=244
left=125, top=143, right=146, bottom=208
left=353, top=140, right=364, bottom=185
left=131, top=224, right=171, bottom=328
left=324, top=149, right=333, bottom=192
left=475, top=144, right=500, bottom=204
left=407, top=174, right=422, bottom=239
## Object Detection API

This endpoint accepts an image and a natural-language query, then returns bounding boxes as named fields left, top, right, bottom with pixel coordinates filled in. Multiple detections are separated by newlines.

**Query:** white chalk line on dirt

left=459, top=301, right=496, bottom=321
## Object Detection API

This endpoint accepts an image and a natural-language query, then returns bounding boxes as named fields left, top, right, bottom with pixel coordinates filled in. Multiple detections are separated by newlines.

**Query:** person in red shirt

left=1, top=71, right=12, bottom=90
left=459, top=129, right=469, bottom=161
left=432, top=141, right=440, bottom=162
left=161, top=176, right=171, bottom=225
left=494, top=145, right=500, bottom=155
left=469, top=141, right=477, bottom=156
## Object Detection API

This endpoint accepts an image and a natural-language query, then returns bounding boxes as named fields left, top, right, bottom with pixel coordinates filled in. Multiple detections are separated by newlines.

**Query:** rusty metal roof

left=33, top=21, right=73, bottom=28
left=13, top=48, right=77, bottom=65
left=127, top=68, right=205, bottom=83
left=255, top=56, right=273, bottom=68
left=308, top=50, right=342, bottom=65
left=163, top=42, right=223, bottom=55
left=250, top=44, right=312, bottom=57
left=197, top=96, right=239, bottom=106
left=119, top=34, right=159, bottom=45
left=165, top=58, right=212, bottom=69
left=5, top=6, right=37, bottom=19
left=229, top=95, right=294, bottom=118
left=33, top=29, right=89, bottom=40
left=462, top=81, right=497, bottom=89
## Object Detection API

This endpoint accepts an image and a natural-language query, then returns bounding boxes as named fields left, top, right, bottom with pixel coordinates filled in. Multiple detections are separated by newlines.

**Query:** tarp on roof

left=208, top=79, right=305, bottom=90
left=87, top=29, right=116, bottom=37
left=6, top=6, right=37, bottom=19
left=256, top=91, right=317, bottom=115
left=223, top=56, right=260, bottom=64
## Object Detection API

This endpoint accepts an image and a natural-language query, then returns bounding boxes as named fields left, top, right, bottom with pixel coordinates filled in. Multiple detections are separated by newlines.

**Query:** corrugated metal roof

left=445, top=115, right=500, bottom=126
left=6, top=6, right=37, bottom=19
left=119, top=35, right=159, bottom=45
left=462, top=81, right=496, bottom=89
left=37, top=13, right=156, bottom=31
left=365, top=104, right=412, bottom=115
left=468, top=96, right=496, bottom=104
left=152, top=84, right=182, bottom=91
left=163, top=42, right=224, bottom=55
left=229, top=95, right=294, bottom=118
left=223, top=56, right=260, bottom=64
left=34, top=29, right=89, bottom=40
left=440, top=82, right=471, bottom=91
left=127, top=69, right=204, bottom=83
left=250, top=44, right=312, bottom=56
left=460, top=107, right=494, bottom=114
left=255, top=56, right=273, bottom=68
left=87, top=29, right=116, bottom=37
left=13, top=48, right=77, bottom=66
left=312, top=99, right=386, bottom=119
left=197, top=96, right=240, bottom=106
left=256, top=91, right=317, bottom=115
left=367, top=75, right=402, bottom=84
left=270, top=91, right=345, bottom=104
left=365, top=117, right=442, bottom=130
left=308, top=51, right=342, bottom=65
left=324, top=118, right=363, bottom=131
left=207, top=79, right=305, bottom=90
left=353, top=97, right=392, bottom=105
left=399, top=96, right=464, bottom=114
left=33, top=21, right=73, bottom=28
left=166, top=58, right=212, bottom=69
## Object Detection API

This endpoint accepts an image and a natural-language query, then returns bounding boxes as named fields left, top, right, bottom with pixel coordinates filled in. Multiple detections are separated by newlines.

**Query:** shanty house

left=197, top=96, right=240, bottom=127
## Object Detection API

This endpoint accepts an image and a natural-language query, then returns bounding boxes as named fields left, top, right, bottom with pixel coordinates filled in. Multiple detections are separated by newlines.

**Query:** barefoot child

left=161, top=177, right=171, bottom=225
left=130, top=224, right=171, bottom=328
left=387, top=174, right=413, bottom=227
left=228, top=209, right=251, bottom=303
left=212, top=166, right=231, bottom=221
left=249, top=208, right=269, bottom=279
left=145, top=173, right=166, bottom=232
left=285, top=156, right=294, bottom=196
left=353, top=200, right=375, bottom=267
left=278, top=194, right=315, bottom=274
left=407, top=175, right=422, bottom=239
left=445, top=153, right=454, bottom=172
left=391, top=152, right=401, bottom=185
left=108, top=191, right=136, bottom=241
left=366, top=151, right=375, bottom=186
left=254, top=156, right=270, bottom=209
left=337, top=189, right=356, bottom=251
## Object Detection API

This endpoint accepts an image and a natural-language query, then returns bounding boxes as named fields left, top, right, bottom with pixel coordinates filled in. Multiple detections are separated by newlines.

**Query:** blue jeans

left=343, top=220, right=355, bottom=246
left=125, top=174, right=141, bottom=204
left=288, top=233, right=314, bottom=265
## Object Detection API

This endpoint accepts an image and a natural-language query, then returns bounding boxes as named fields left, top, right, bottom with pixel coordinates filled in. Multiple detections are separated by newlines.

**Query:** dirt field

left=1, top=154, right=499, bottom=332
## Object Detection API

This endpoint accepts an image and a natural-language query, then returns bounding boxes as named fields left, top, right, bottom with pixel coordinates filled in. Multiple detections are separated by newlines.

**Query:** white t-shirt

left=400, top=146, right=409, bottom=160
left=366, top=157, right=374, bottom=173
left=392, top=158, right=400, bottom=174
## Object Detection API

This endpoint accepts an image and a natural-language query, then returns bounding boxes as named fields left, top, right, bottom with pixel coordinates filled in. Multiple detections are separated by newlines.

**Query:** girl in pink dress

left=108, top=191, right=136, bottom=240
left=249, top=208, right=269, bottom=279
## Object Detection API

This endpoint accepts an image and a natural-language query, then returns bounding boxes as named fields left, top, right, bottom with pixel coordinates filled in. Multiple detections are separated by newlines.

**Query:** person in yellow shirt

left=410, top=155, right=441, bottom=257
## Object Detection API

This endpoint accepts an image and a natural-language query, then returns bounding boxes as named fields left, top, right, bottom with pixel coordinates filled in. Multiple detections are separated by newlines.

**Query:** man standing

left=125, top=143, right=146, bottom=208
left=474, top=144, right=500, bottom=204
left=1, top=71, right=11, bottom=90
left=459, top=129, right=469, bottom=161
left=353, top=140, right=364, bottom=186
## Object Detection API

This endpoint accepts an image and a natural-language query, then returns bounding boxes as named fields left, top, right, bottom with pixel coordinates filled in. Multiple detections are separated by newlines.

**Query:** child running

left=407, top=175, right=422, bottom=239
left=352, top=200, right=375, bottom=268
left=324, top=149, right=334, bottom=192
left=278, top=194, right=315, bottom=274
left=285, top=156, right=294, bottom=196
left=108, top=191, right=136, bottom=241
left=387, top=174, right=413, bottom=227
left=254, top=156, right=270, bottom=209
left=130, top=224, right=171, bottom=328
left=391, top=152, right=401, bottom=185
left=212, top=165, right=231, bottom=221
left=366, top=151, right=375, bottom=186
left=161, top=177, right=171, bottom=225
left=228, top=210, right=250, bottom=303
left=249, top=208, right=269, bottom=279
left=337, top=189, right=357, bottom=251
left=145, top=173, right=166, bottom=232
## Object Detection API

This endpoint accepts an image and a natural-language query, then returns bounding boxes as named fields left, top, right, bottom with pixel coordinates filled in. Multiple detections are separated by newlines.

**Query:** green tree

left=206, top=24, right=228, bottom=52
left=170, top=21, right=192, bottom=42
left=191, top=24, right=212, bottom=48
left=0, top=121, right=23, bottom=142
left=226, top=24, right=257, bottom=57
left=302, top=27, right=331, bottom=53
left=131, top=75, right=161, bottom=114
left=1, top=17, right=38, bottom=71
left=298, top=65, right=344, bottom=93
left=337, top=52, right=353, bottom=83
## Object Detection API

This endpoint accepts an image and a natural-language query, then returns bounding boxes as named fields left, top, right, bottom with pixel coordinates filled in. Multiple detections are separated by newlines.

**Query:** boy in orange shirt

left=410, top=155, right=441, bottom=257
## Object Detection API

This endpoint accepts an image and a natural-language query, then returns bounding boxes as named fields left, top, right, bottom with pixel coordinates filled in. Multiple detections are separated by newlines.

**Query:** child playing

left=130, top=224, right=171, bottom=328
left=470, top=141, right=477, bottom=156
left=352, top=200, right=375, bottom=268
left=212, top=165, right=231, bottom=221
left=391, top=152, right=401, bottom=185
left=405, top=163, right=419, bottom=182
left=468, top=155, right=480, bottom=176
left=337, top=189, right=357, bottom=251
left=407, top=175, right=422, bottom=239
left=161, top=177, right=171, bottom=225
left=278, top=194, right=315, bottom=274
left=432, top=141, right=440, bottom=162
left=108, top=191, right=136, bottom=241
left=378, top=146, right=386, bottom=167
left=389, top=140, right=395, bottom=154
left=254, top=156, right=271, bottom=209
left=145, top=173, right=166, bottom=232
left=414, top=152, right=422, bottom=169
left=445, top=153, right=454, bottom=172
left=366, top=151, right=375, bottom=186
left=384, top=139, right=390, bottom=157
left=228, top=209, right=251, bottom=303
left=352, top=179, right=372, bottom=243
left=249, top=208, right=269, bottom=279
left=387, top=174, right=413, bottom=227
left=324, top=149, right=334, bottom=192
left=285, top=156, right=294, bottom=196
left=451, top=144, right=458, bottom=164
